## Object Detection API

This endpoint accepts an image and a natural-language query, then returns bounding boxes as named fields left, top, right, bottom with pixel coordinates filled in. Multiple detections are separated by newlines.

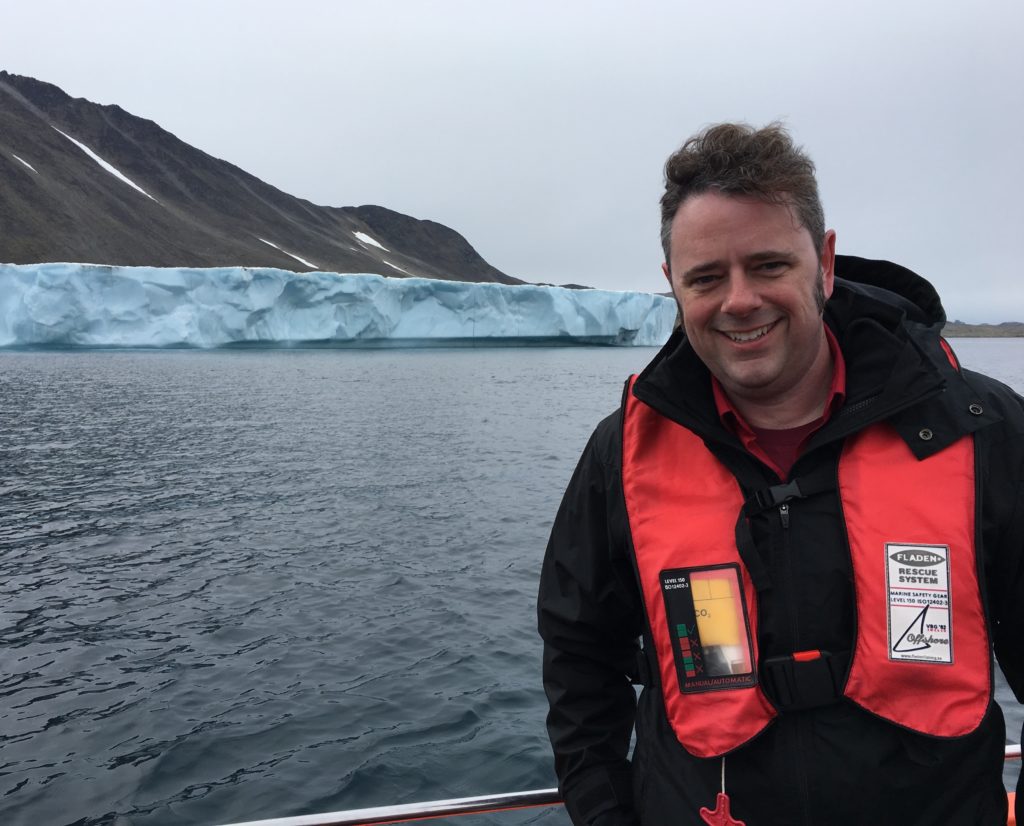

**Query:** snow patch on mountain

left=52, top=127, right=158, bottom=202
left=353, top=231, right=387, bottom=251
left=11, top=153, right=37, bottom=173
left=257, top=238, right=317, bottom=269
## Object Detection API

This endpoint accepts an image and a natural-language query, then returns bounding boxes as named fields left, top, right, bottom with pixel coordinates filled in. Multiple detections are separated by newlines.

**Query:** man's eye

left=758, top=261, right=787, bottom=273
left=689, top=275, right=720, bottom=287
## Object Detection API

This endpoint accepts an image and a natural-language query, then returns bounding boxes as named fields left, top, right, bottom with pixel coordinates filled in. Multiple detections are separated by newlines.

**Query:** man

left=538, top=123, right=1024, bottom=826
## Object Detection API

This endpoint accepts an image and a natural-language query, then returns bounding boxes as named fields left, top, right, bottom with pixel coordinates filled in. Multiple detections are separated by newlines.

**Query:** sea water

left=1, top=340, right=1021, bottom=826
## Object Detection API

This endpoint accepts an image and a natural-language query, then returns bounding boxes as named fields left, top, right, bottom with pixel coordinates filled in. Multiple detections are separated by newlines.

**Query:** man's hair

left=660, top=122, right=824, bottom=266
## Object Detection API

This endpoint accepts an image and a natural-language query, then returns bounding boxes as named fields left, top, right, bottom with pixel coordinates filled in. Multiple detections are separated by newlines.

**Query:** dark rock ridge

left=0, top=72, right=519, bottom=283
left=943, top=321, right=1024, bottom=337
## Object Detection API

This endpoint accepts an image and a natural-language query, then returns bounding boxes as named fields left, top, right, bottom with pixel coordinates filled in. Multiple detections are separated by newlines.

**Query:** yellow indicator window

left=690, top=569, right=752, bottom=676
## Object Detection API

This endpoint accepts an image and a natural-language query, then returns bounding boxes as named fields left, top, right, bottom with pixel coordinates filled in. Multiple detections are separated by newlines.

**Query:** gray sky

left=3, top=0, right=1023, bottom=321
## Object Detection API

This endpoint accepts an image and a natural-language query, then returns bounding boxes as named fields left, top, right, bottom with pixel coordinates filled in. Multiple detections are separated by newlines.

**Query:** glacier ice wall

left=0, top=263, right=676, bottom=348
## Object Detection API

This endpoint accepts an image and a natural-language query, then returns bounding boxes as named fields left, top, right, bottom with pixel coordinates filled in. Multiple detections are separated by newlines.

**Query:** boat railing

left=218, top=788, right=562, bottom=826
left=217, top=745, right=1020, bottom=826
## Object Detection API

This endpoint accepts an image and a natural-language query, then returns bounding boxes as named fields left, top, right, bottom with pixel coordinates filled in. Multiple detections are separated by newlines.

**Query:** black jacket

left=538, top=256, right=1024, bottom=826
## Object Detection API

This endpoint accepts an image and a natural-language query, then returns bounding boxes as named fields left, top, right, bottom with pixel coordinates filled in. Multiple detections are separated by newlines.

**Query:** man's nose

left=721, top=271, right=762, bottom=315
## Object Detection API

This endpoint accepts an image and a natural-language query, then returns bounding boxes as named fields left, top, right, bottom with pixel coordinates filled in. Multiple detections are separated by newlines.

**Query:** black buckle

left=752, top=479, right=804, bottom=511
left=760, top=650, right=848, bottom=711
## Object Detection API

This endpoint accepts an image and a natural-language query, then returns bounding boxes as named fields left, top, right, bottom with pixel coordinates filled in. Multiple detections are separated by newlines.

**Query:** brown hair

left=660, top=122, right=824, bottom=266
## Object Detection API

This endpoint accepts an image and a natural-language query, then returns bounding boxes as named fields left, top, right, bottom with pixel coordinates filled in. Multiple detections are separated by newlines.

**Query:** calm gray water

left=1, top=340, right=1021, bottom=826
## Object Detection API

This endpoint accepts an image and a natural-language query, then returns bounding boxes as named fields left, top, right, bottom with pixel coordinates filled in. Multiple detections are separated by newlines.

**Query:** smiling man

left=538, top=123, right=1024, bottom=826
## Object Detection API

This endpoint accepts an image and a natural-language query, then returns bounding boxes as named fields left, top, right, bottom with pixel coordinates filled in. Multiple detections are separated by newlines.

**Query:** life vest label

left=660, top=564, right=757, bottom=692
left=885, top=543, right=953, bottom=664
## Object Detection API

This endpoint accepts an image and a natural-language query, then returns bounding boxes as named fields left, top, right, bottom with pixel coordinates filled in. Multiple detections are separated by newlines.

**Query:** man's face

left=663, top=192, right=836, bottom=415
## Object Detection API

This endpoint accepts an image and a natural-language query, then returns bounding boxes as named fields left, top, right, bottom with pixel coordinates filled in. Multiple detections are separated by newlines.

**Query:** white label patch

left=885, top=543, right=952, bottom=664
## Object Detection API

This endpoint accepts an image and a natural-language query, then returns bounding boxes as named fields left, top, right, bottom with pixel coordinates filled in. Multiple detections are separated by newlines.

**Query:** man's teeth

left=726, top=323, right=774, bottom=342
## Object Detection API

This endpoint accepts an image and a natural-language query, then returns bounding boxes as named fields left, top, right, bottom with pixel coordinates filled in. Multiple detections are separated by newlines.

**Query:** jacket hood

left=833, top=255, right=946, bottom=326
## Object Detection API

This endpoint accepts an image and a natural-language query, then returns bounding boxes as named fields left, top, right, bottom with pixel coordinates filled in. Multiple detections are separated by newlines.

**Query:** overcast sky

left=3, top=0, right=1022, bottom=321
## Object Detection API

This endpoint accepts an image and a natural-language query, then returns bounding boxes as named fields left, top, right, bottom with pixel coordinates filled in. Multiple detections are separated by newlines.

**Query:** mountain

left=943, top=321, right=1024, bottom=337
left=0, top=72, right=519, bottom=284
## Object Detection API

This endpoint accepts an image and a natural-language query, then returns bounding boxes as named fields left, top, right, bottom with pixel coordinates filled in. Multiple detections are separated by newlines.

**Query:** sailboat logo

left=892, top=605, right=931, bottom=653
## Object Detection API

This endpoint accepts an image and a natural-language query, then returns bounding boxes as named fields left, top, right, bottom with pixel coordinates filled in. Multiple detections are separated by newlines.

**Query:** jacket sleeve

left=537, top=414, right=644, bottom=826
left=976, top=379, right=1024, bottom=823
left=990, top=471, right=1024, bottom=826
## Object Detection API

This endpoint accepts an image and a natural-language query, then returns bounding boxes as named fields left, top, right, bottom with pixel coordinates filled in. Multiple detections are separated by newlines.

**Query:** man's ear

left=820, top=230, right=837, bottom=300
left=663, top=262, right=683, bottom=330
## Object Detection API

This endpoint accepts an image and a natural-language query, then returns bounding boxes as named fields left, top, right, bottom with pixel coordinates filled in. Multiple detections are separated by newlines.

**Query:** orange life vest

left=621, top=379, right=991, bottom=758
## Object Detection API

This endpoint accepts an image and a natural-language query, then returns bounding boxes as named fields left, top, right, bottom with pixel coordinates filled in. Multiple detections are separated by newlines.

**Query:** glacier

left=0, top=263, right=677, bottom=348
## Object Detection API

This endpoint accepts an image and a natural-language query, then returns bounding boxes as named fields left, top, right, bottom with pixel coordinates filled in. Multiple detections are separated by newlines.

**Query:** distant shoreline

left=943, top=322, right=1024, bottom=337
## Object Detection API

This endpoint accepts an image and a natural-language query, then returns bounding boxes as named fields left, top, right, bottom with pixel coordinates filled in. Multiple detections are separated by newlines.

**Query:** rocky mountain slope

left=0, top=72, right=519, bottom=283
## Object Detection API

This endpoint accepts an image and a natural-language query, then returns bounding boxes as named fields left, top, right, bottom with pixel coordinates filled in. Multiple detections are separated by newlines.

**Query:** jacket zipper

left=778, top=502, right=799, bottom=651
left=778, top=500, right=813, bottom=826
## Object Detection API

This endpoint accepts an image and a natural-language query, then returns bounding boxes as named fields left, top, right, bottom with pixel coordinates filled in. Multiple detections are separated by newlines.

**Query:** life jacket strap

left=760, top=649, right=850, bottom=711
left=745, top=465, right=837, bottom=516
left=631, top=645, right=652, bottom=686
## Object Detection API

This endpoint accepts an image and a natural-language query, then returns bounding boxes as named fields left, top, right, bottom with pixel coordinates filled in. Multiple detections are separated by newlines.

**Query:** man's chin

left=718, top=370, right=784, bottom=401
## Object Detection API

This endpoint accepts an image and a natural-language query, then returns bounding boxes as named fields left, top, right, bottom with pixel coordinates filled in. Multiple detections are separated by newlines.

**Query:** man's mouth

left=721, top=321, right=777, bottom=343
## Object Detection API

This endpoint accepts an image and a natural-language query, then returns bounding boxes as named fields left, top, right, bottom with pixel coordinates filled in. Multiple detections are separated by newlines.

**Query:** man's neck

left=728, top=336, right=836, bottom=430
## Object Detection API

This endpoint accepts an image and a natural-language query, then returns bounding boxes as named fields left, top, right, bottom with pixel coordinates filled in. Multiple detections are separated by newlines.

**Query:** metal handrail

left=217, top=745, right=1021, bottom=826
left=217, top=788, right=562, bottom=826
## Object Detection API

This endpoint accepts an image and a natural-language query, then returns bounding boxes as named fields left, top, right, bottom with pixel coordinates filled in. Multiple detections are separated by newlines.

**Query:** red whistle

left=699, top=792, right=746, bottom=826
